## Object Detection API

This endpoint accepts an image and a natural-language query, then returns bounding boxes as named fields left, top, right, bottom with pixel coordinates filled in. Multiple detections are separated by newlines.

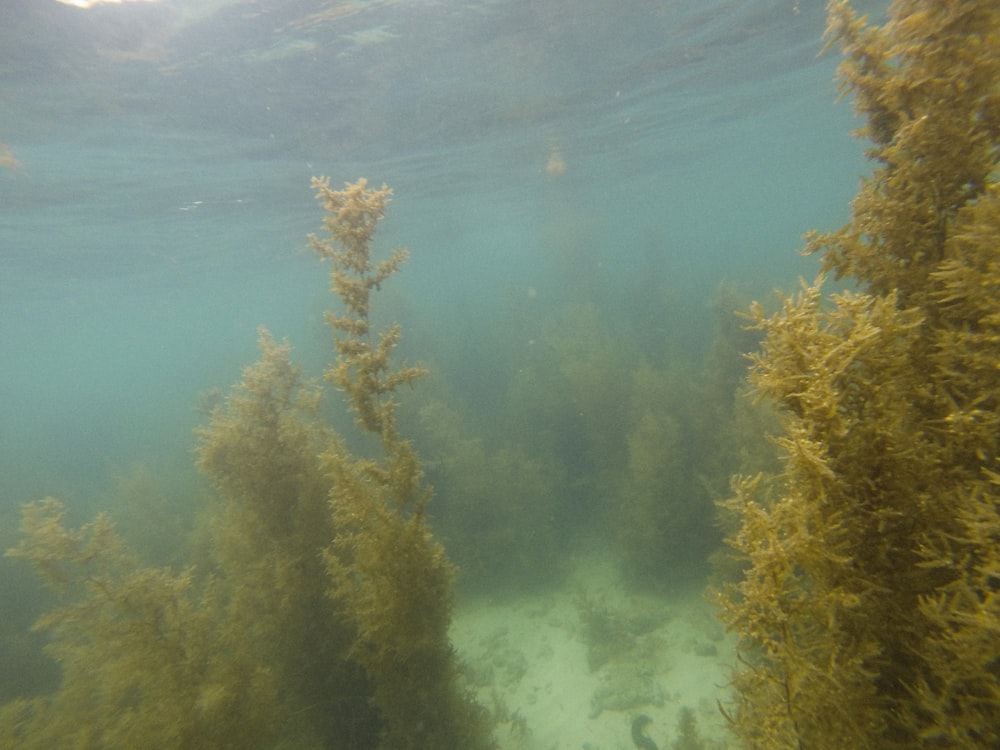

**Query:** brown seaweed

left=717, top=2, right=1000, bottom=747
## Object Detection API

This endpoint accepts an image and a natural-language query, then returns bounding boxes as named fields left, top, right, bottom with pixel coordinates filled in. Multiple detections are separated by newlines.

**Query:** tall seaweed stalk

left=717, top=3, right=1000, bottom=747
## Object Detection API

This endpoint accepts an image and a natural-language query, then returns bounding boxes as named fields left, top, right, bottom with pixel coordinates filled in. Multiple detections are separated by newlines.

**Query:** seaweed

left=0, top=178, right=495, bottom=749
left=617, top=289, right=764, bottom=588
left=1, top=499, right=279, bottom=750
left=311, top=177, right=495, bottom=750
left=195, top=328, right=370, bottom=747
left=672, top=706, right=704, bottom=750
left=717, top=2, right=1000, bottom=748
left=412, top=396, right=566, bottom=590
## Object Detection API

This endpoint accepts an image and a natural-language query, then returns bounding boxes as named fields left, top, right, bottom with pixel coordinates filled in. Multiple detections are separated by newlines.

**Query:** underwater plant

left=718, top=1, right=1000, bottom=748
left=0, top=178, right=495, bottom=749
left=195, top=328, right=371, bottom=747
left=310, top=177, right=496, bottom=750
left=616, top=286, right=766, bottom=588
left=412, top=395, right=566, bottom=590
left=0, top=498, right=281, bottom=749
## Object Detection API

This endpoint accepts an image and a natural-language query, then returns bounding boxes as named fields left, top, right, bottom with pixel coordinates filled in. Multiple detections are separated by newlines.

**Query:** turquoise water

left=1, top=0, right=871, bottom=507
left=0, top=0, right=891, bottom=740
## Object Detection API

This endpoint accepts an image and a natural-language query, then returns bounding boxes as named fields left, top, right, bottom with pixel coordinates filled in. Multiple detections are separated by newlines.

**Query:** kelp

left=718, top=2, right=1000, bottom=748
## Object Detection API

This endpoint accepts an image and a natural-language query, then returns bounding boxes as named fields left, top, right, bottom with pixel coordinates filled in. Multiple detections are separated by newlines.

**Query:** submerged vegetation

left=0, top=169, right=753, bottom=744
left=718, top=1, right=1000, bottom=747
left=7, top=2, right=994, bottom=748
left=0, top=179, right=495, bottom=749
left=310, top=177, right=495, bottom=750
left=0, top=164, right=761, bottom=748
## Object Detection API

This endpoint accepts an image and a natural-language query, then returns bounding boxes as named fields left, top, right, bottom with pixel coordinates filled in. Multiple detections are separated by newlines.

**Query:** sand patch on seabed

left=452, top=557, right=738, bottom=750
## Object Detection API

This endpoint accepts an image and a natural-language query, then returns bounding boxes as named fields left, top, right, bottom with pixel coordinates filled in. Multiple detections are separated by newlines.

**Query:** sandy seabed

left=452, top=555, right=738, bottom=750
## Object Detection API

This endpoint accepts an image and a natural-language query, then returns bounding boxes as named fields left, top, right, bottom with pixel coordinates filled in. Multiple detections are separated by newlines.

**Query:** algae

left=718, top=2, right=1000, bottom=747
left=616, top=288, right=765, bottom=588
left=0, top=178, right=495, bottom=749
left=672, top=706, right=705, bottom=750
left=311, top=177, right=496, bottom=750
left=1, top=498, right=280, bottom=750
left=412, top=396, right=566, bottom=589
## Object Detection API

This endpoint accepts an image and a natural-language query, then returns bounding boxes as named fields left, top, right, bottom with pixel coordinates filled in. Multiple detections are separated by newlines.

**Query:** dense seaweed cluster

left=0, top=180, right=495, bottom=750
left=718, top=1, right=1000, bottom=747
left=311, top=177, right=495, bottom=750
left=7, top=2, right=992, bottom=747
